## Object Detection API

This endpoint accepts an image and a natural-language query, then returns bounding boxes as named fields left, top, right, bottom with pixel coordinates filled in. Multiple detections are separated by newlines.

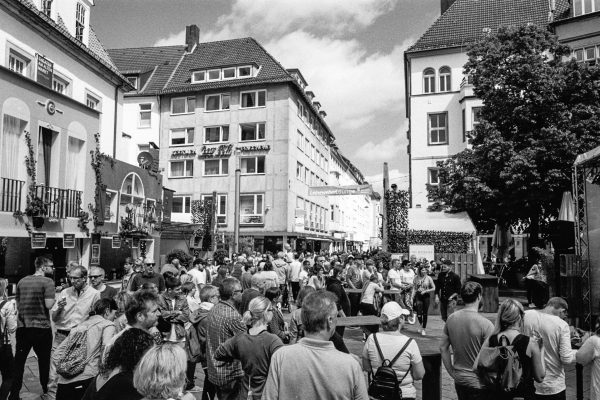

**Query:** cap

left=380, top=301, right=410, bottom=320
left=347, top=255, right=355, bottom=259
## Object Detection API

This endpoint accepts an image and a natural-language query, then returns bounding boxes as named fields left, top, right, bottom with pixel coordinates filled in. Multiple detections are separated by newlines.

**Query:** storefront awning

left=305, top=236, right=332, bottom=242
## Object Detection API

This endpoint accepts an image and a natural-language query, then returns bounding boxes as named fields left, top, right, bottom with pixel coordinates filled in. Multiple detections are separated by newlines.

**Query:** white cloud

left=154, top=31, right=185, bottom=47
left=354, top=123, right=407, bottom=161
left=364, top=168, right=409, bottom=190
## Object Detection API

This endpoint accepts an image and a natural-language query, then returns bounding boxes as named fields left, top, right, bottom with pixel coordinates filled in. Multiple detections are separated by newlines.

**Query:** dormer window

left=191, top=65, right=254, bottom=84
left=126, top=76, right=139, bottom=89
left=75, top=3, right=86, bottom=41
left=42, top=0, right=52, bottom=16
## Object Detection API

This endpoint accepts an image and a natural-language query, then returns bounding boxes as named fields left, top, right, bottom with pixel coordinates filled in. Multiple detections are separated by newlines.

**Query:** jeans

left=47, top=330, right=69, bottom=399
left=290, top=281, right=300, bottom=302
left=215, top=378, right=244, bottom=400
left=279, top=284, right=289, bottom=309
left=455, top=384, right=489, bottom=400
left=0, top=344, right=15, bottom=400
left=349, top=293, right=361, bottom=316
left=10, top=328, right=53, bottom=400
left=359, top=302, right=379, bottom=334
left=440, top=300, right=455, bottom=322
left=201, top=368, right=216, bottom=400
left=186, top=360, right=197, bottom=390
left=56, top=377, right=93, bottom=400
left=414, top=293, right=431, bottom=328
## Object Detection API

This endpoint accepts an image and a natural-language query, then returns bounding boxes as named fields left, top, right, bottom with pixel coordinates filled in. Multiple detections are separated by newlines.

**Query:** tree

left=433, top=25, right=600, bottom=246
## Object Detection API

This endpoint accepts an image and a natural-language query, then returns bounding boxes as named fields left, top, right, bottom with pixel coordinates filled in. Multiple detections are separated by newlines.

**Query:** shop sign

left=62, top=234, right=75, bottom=249
left=91, top=244, right=101, bottom=264
left=171, top=149, right=196, bottom=158
left=31, top=233, right=47, bottom=249
left=36, top=54, right=53, bottom=89
left=111, top=235, right=122, bottom=249
left=309, top=184, right=372, bottom=196
left=409, top=244, right=435, bottom=261
left=237, top=144, right=271, bottom=153
left=199, top=144, right=233, bottom=158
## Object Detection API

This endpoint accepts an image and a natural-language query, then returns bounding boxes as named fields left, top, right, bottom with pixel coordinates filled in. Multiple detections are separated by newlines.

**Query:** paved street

left=6, top=301, right=591, bottom=400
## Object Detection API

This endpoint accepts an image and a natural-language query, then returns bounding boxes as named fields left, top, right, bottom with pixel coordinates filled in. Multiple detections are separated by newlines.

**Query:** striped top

left=15, top=275, right=55, bottom=329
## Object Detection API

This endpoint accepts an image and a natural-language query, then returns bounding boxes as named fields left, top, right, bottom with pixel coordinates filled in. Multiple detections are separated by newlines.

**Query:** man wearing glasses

left=128, top=258, right=165, bottom=293
left=48, top=265, right=100, bottom=400
left=89, top=266, right=118, bottom=300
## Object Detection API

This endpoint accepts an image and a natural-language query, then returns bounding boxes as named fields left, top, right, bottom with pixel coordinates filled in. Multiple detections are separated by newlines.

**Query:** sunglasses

left=89, top=275, right=103, bottom=279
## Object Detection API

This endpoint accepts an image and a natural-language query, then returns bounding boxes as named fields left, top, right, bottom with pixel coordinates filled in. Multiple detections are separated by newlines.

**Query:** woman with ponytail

left=214, top=296, right=283, bottom=399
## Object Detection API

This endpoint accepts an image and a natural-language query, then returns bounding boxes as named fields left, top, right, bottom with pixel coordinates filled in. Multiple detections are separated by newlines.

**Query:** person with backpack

left=188, top=284, right=219, bottom=400
left=362, top=301, right=425, bottom=400
left=475, top=298, right=545, bottom=400
left=0, top=278, right=17, bottom=400
left=53, top=298, right=117, bottom=400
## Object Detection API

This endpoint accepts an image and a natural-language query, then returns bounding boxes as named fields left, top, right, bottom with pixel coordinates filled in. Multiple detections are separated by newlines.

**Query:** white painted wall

left=120, top=96, right=161, bottom=164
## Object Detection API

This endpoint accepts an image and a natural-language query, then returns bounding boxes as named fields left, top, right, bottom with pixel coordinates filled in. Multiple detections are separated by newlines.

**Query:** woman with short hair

left=215, top=296, right=283, bottom=399
left=133, top=343, right=191, bottom=400
left=264, top=287, right=289, bottom=344
left=362, top=302, right=425, bottom=400
left=82, top=328, right=154, bottom=400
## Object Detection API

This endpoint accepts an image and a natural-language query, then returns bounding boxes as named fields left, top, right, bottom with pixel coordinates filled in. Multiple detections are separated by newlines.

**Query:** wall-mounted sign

left=90, top=244, right=100, bottom=264
left=63, top=234, right=76, bottom=249
left=199, top=144, right=233, bottom=158
left=409, top=244, right=435, bottom=261
left=309, top=184, right=373, bottom=196
left=171, top=149, right=196, bottom=158
left=36, top=54, right=53, bottom=89
left=237, top=144, right=271, bottom=153
left=31, top=233, right=47, bottom=249
left=111, top=235, right=122, bottom=249
left=46, top=100, right=56, bottom=115
left=137, top=151, right=154, bottom=168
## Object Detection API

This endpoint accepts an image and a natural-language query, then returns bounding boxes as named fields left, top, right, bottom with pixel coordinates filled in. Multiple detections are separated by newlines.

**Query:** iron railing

left=35, top=185, right=82, bottom=218
left=0, top=177, right=24, bottom=212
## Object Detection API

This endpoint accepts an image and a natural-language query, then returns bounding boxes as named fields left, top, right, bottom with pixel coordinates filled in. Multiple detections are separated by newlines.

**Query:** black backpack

left=368, top=334, right=413, bottom=400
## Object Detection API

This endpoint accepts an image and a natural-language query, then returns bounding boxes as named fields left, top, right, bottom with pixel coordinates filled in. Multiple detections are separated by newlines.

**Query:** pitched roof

left=407, top=0, right=570, bottom=53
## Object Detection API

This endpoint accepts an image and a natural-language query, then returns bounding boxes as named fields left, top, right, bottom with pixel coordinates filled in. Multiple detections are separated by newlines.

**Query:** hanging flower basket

left=31, top=216, right=45, bottom=229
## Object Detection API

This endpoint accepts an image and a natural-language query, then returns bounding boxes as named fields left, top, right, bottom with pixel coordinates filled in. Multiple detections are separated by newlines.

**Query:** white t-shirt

left=387, top=268, right=401, bottom=291
left=187, top=268, right=207, bottom=286
left=577, top=335, right=600, bottom=400
left=398, top=269, right=415, bottom=285
left=288, top=261, right=302, bottom=282
left=362, top=332, right=422, bottom=399
left=361, top=282, right=382, bottom=304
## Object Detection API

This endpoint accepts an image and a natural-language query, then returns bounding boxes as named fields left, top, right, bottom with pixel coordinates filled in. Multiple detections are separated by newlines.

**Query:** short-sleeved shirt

left=15, top=275, right=56, bottom=329
left=52, top=285, right=101, bottom=331
left=398, top=269, right=416, bottom=286
left=362, top=332, right=423, bottom=399
left=387, top=268, right=401, bottom=291
left=443, top=309, right=494, bottom=388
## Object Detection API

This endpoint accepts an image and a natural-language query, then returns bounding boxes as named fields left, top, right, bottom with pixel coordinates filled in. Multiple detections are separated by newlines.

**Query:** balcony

left=0, top=177, right=25, bottom=212
left=460, top=76, right=475, bottom=101
left=35, top=185, right=82, bottom=218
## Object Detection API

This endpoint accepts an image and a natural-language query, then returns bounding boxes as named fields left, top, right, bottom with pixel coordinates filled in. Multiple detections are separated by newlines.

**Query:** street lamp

left=234, top=149, right=241, bottom=254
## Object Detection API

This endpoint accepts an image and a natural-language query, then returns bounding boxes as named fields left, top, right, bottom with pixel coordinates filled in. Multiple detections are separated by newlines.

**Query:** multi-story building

left=404, top=0, right=570, bottom=208
left=552, top=0, right=600, bottom=64
left=109, top=26, right=378, bottom=254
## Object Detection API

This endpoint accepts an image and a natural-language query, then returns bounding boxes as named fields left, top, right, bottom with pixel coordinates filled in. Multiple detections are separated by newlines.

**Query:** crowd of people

left=0, top=247, right=597, bottom=400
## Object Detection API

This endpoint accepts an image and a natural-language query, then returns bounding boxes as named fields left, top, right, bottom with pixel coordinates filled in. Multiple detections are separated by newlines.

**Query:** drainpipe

left=112, top=84, right=121, bottom=159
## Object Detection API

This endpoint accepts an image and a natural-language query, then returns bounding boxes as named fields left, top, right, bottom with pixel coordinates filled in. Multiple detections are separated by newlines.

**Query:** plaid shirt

left=206, top=301, right=245, bottom=386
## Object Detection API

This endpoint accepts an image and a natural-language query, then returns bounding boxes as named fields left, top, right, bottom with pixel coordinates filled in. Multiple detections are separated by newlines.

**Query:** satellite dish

left=137, top=151, right=154, bottom=169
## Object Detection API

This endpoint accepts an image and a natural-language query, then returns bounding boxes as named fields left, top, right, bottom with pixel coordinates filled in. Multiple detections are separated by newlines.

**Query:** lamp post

left=234, top=149, right=241, bottom=254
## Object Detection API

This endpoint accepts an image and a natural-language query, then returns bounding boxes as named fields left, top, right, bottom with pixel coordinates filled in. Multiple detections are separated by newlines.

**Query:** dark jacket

left=157, top=293, right=189, bottom=341
left=435, top=270, right=462, bottom=302
left=326, top=277, right=351, bottom=317
left=188, top=306, right=212, bottom=367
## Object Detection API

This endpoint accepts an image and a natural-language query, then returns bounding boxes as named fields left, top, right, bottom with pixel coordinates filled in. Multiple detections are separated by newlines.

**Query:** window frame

left=238, top=65, right=252, bottom=78
left=207, top=69, right=221, bottom=81
left=240, top=156, right=266, bottom=175
left=105, top=189, right=118, bottom=223
left=126, top=76, right=139, bottom=89
left=169, top=128, right=195, bottom=147
left=52, top=75, right=69, bottom=95
left=204, top=93, right=231, bottom=112
left=169, top=159, right=194, bottom=178
left=171, top=96, right=196, bottom=115
left=423, top=68, right=436, bottom=94
left=139, top=103, right=152, bottom=128
left=427, top=112, right=449, bottom=146
left=239, top=122, right=266, bottom=142
left=239, top=193, right=264, bottom=225
left=85, top=92, right=101, bottom=111
left=172, top=195, right=192, bottom=214
left=222, top=67, right=236, bottom=80
left=203, top=125, right=230, bottom=144
left=75, top=2, right=86, bottom=41
left=297, top=131, right=304, bottom=150
left=428, top=168, right=440, bottom=185
left=296, top=161, right=303, bottom=181
left=240, top=89, right=267, bottom=109
left=439, top=66, right=451, bottom=92
left=203, top=159, right=229, bottom=176
left=201, top=194, right=228, bottom=224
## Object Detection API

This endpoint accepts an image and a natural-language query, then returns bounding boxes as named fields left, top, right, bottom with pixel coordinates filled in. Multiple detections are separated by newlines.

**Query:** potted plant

left=25, top=196, right=48, bottom=229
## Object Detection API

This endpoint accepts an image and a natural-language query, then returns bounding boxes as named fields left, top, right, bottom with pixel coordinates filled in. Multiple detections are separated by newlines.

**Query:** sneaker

left=407, top=314, right=416, bottom=325
left=421, top=329, right=426, bottom=336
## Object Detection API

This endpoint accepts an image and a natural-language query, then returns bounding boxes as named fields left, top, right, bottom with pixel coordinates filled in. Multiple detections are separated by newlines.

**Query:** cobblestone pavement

left=6, top=305, right=591, bottom=400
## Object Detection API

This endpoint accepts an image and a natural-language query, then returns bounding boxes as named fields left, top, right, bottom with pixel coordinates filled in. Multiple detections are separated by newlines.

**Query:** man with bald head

left=89, top=266, right=118, bottom=300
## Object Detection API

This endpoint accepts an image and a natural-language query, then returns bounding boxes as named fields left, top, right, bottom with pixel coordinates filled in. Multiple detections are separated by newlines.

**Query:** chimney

left=319, top=110, right=327, bottom=118
left=306, top=91, right=315, bottom=101
left=313, top=101, right=321, bottom=111
left=441, top=0, right=457, bottom=14
left=185, top=25, right=200, bottom=51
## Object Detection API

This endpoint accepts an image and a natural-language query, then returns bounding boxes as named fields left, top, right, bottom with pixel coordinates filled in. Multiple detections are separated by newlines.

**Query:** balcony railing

left=36, top=185, right=82, bottom=218
left=0, top=177, right=24, bottom=212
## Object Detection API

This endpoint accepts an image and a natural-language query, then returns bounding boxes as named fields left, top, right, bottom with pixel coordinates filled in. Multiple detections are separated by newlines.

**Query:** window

left=240, top=194, right=264, bottom=224
left=119, top=173, right=145, bottom=225
left=310, top=144, right=315, bottom=161
left=331, top=205, right=335, bottom=221
left=202, top=194, right=228, bottom=224
left=169, top=160, right=193, bottom=177
left=207, top=69, right=220, bottom=81
left=172, top=196, right=191, bottom=214
left=204, top=126, right=229, bottom=143
left=205, top=94, right=230, bottom=111
left=298, top=103, right=305, bottom=118
left=428, top=112, right=448, bottom=145
left=171, top=97, right=195, bottom=114
left=8, top=51, right=28, bottom=75
left=310, top=172, right=315, bottom=186
left=423, top=68, right=435, bottom=93
left=238, top=66, right=252, bottom=77
left=191, top=71, right=205, bottom=83
left=222, top=67, right=236, bottom=79
left=52, top=75, right=69, bottom=94
left=297, top=131, right=303, bottom=150
left=439, top=66, right=451, bottom=92
left=240, top=123, right=265, bottom=141
left=472, top=107, right=483, bottom=131
left=573, top=0, right=600, bottom=16
left=296, top=162, right=303, bottom=180
left=126, top=76, right=139, bottom=89
left=304, top=167, right=308, bottom=183
left=203, top=159, right=228, bottom=176
left=86, top=93, right=100, bottom=110
left=105, top=190, right=118, bottom=223
left=305, top=138, right=310, bottom=154
left=241, top=156, right=265, bottom=174
left=170, top=128, right=194, bottom=146
left=240, top=90, right=266, bottom=108
left=75, top=3, right=86, bottom=41
left=42, top=0, right=52, bottom=16
left=139, top=103, right=151, bottom=127
left=428, top=168, right=440, bottom=185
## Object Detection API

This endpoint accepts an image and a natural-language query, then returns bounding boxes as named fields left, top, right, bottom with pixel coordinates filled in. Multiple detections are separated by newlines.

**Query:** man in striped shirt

left=10, top=256, right=56, bottom=400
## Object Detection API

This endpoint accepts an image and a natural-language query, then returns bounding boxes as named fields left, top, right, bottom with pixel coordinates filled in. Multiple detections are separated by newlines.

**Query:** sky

left=91, top=0, right=441, bottom=190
